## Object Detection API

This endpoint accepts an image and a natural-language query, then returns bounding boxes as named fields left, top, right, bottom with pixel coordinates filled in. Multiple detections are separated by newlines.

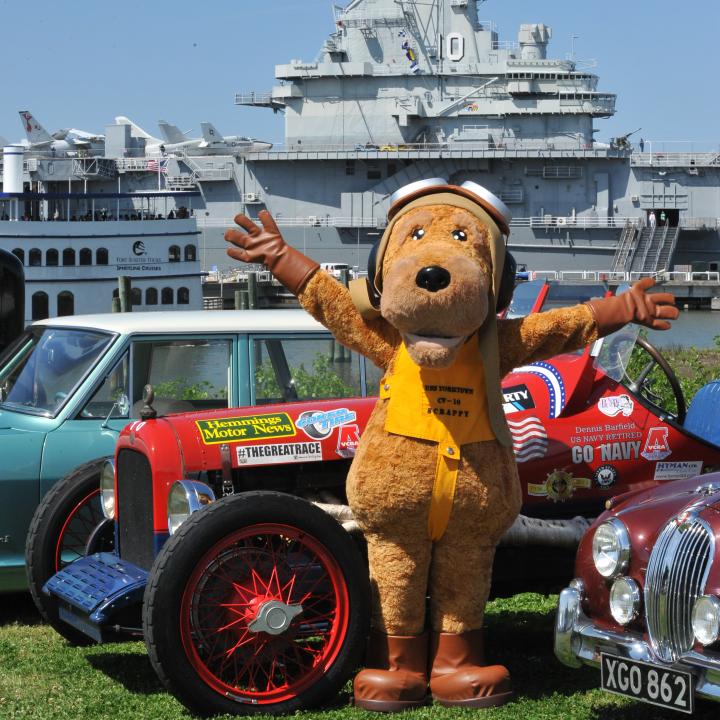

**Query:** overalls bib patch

left=381, top=336, right=495, bottom=540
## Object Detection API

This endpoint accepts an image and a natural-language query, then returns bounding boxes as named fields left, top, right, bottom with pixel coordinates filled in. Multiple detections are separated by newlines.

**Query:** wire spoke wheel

left=26, top=458, right=114, bottom=645
left=54, top=489, right=104, bottom=570
left=144, top=492, right=369, bottom=716
left=182, top=523, right=348, bottom=703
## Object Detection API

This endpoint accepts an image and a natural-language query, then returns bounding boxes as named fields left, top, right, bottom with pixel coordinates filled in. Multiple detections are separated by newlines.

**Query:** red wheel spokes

left=180, top=523, right=349, bottom=704
left=54, top=489, right=103, bottom=571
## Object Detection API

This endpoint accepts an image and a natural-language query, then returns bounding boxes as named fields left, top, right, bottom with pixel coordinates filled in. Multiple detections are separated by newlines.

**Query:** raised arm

left=297, top=271, right=399, bottom=370
left=225, top=211, right=399, bottom=370
left=497, top=279, right=679, bottom=377
left=497, top=304, right=598, bottom=377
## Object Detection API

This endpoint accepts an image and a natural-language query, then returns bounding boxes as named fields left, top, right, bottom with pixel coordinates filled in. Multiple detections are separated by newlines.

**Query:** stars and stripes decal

left=507, top=416, right=548, bottom=463
left=513, top=361, right=566, bottom=419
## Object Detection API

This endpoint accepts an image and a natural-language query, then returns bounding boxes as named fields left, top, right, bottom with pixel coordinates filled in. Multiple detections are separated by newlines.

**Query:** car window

left=364, top=360, right=384, bottom=395
left=79, top=352, right=130, bottom=419
left=252, top=337, right=363, bottom=403
left=0, top=328, right=113, bottom=416
left=131, top=339, right=231, bottom=414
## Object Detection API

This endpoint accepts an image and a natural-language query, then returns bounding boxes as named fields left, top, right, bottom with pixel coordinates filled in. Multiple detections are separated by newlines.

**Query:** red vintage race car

left=41, top=279, right=720, bottom=715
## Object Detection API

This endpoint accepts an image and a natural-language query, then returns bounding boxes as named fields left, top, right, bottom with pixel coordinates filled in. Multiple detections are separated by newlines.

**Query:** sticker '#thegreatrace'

left=196, top=413, right=296, bottom=444
left=236, top=442, right=322, bottom=466
left=528, top=469, right=591, bottom=502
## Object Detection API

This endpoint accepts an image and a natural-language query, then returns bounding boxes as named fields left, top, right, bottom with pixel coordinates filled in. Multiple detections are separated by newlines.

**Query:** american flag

left=147, top=159, right=167, bottom=173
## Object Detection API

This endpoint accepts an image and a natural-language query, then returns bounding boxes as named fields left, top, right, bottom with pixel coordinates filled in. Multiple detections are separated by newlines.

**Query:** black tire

left=144, top=491, right=370, bottom=716
left=25, top=458, right=114, bottom=645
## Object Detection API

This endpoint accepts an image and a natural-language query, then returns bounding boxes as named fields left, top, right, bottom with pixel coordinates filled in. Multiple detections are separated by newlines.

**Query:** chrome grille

left=644, top=517, right=713, bottom=663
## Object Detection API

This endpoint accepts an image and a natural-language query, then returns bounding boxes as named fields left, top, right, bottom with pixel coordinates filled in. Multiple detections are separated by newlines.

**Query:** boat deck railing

left=243, top=141, right=626, bottom=160
left=197, top=216, right=720, bottom=231
left=631, top=152, right=720, bottom=167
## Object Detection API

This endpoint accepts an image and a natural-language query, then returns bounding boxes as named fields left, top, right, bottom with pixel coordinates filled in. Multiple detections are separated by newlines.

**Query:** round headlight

left=167, top=480, right=216, bottom=535
left=692, top=595, right=720, bottom=646
left=100, top=459, right=115, bottom=520
left=592, top=518, right=631, bottom=578
left=609, top=576, right=641, bottom=625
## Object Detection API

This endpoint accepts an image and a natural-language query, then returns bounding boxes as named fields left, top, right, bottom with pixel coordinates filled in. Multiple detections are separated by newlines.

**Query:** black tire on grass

left=143, top=491, right=370, bottom=716
left=25, top=458, right=114, bottom=645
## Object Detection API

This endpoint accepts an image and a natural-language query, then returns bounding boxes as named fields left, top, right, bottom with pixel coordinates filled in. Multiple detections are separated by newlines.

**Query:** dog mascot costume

left=226, top=179, right=677, bottom=711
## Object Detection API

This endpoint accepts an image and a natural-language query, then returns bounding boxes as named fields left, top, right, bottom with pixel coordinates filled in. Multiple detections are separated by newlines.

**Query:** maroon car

left=555, top=462, right=720, bottom=714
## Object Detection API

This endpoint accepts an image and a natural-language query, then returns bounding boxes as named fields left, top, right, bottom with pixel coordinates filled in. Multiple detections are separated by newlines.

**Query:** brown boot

left=429, top=630, right=513, bottom=708
left=353, top=632, right=429, bottom=712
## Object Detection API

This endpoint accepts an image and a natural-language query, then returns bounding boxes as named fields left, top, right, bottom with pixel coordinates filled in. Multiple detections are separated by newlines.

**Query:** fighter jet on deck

left=199, top=122, right=273, bottom=153
left=114, top=116, right=271, bottom=156
left=18, top=111, right=104, bottom=156
left=159, top=119, right=272, bottom=154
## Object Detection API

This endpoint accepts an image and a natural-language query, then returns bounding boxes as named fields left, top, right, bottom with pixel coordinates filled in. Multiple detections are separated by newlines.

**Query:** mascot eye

left=452, top=229, right=467, bottom=242
left=411, top=228, right=426, bottom=240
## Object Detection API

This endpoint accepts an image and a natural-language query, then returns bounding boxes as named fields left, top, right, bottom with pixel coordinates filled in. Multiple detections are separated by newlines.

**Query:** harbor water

left=643, top=309, right=720, bottom=349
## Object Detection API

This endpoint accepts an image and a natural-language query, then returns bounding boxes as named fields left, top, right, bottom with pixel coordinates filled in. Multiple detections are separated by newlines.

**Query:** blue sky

left=1, top=0, right=718, bottom=151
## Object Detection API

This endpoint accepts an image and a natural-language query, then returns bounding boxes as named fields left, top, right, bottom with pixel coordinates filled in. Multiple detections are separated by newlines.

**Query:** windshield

left=505, top=279, right=544, bottom=319
left=591, top=284, right=641, bottom=382
left=542, top=283, right=607, bottom=310
left=0, top=327, right=113, bottom=416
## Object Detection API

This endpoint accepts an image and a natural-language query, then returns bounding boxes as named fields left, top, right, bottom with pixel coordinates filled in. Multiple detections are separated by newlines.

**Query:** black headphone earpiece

left=496, top=250, right=516, bottom=313
left=364, top=240, right=382, bottom=309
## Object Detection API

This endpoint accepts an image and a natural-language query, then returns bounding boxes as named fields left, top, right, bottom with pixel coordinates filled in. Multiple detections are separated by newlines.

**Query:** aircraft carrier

left=2, top=0, right=720, bottom=305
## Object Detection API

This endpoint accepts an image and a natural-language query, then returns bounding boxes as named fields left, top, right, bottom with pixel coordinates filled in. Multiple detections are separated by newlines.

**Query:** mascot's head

left=350, top=179, right=514, bottom=368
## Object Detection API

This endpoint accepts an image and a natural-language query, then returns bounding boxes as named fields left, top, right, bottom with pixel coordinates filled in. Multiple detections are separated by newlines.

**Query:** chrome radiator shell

left=644, top=517, right=714, bottom=663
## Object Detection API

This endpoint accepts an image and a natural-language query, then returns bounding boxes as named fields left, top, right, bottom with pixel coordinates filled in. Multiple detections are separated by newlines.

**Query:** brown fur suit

left=226, top=190, right=677, bottom=711
left=297, top=205, right=597, bottom=636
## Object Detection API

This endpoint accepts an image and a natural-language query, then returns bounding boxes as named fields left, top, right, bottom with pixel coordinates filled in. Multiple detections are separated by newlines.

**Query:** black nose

left=415, top=266, right=451, bottom=292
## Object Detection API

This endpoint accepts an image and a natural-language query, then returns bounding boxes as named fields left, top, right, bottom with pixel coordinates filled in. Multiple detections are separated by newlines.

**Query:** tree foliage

left=625, top=334, right=720, bottom=417
left=255, top=352, right=355, bottom=400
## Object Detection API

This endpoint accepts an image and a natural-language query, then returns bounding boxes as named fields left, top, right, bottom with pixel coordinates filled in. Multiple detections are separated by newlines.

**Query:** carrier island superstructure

left=2, top=0, right=720, bottom=315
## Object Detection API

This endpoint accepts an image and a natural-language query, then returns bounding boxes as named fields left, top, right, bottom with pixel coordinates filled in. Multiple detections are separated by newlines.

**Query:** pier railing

left=203, top=268, right=720, bottom=289
left=529, top=270, right=720, bottom=283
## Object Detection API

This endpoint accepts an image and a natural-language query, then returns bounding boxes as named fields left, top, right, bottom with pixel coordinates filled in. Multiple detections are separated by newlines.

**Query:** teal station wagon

left=0, top=310, right=381, bottom=621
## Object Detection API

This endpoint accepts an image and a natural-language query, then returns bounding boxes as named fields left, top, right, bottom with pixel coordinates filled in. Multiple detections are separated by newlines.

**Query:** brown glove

left=585, top=277, right=679, bottom=337
left=225, top=210, right=319, bottom=294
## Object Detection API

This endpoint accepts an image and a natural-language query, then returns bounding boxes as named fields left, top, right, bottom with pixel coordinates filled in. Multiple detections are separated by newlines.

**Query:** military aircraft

left=199, top=122, right=273, bottom=153
left=114, top=116, right=271, bottom=156
left=160, top=119, right=273, bottom=154
left=17, top=111, right=104, bottom=156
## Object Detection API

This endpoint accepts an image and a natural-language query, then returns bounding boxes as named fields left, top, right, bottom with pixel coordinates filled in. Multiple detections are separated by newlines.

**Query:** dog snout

left=415, top=266, right=451, bottom=293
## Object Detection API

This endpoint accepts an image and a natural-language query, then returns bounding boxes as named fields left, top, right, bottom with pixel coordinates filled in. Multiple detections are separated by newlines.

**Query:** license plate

left=600, top=653, right=694, bottom=714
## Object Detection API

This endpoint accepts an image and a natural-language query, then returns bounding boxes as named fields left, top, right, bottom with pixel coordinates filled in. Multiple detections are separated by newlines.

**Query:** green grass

left=1, top=591, right=717, bottom=719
